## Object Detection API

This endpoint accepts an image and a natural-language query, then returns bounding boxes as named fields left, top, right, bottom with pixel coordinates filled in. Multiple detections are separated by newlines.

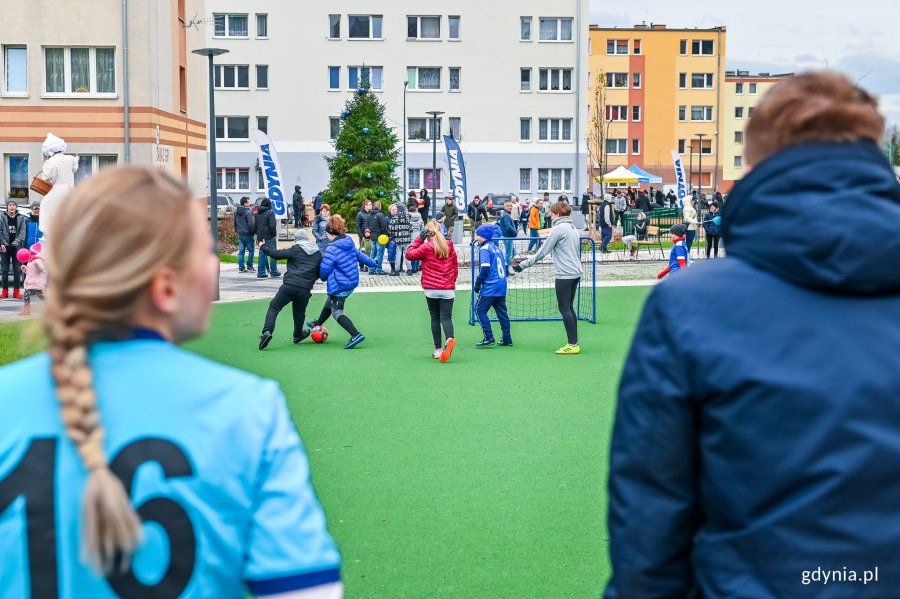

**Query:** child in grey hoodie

left=512, top=201, right=583, bottom=354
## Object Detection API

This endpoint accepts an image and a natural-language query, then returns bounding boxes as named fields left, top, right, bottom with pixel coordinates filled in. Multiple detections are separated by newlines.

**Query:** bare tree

left=586, top=71, right=611, bottom=233
left=887, top=123, right=899, bottom=166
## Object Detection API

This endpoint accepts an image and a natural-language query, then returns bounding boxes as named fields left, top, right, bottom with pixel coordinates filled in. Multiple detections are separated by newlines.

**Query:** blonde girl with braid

left=0, top=167, right=343, bottom=598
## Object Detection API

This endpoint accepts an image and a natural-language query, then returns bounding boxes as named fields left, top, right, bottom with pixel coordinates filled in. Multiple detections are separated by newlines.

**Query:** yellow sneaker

left=555, top=344, right=581, bottom=355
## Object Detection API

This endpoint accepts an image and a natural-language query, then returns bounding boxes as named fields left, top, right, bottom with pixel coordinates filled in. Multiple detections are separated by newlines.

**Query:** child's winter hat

left=669, top=223, right=687, bottom=238
left=475, top=224, right=496, bottom=241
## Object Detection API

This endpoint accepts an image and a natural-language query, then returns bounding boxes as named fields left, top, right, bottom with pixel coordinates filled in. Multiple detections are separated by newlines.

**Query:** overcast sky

left=589, top=0, right=900, bottom=126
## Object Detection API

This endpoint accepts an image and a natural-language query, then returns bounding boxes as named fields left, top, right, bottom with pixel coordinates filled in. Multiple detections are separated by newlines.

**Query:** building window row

left=735, top=82, right=758, bottom=95
left=605, top=105, right=641, bottom=122
left=678, top=105, right=714, bottom=122
left=214, top=13, right=267, bottom=38
left=679, top=72, right=715, bottom=89
left=680, top=39, right=715, bottom=55
left=214, top=64, right=268, bottom=90
left=518, top=168, right=573, bottom=193
left=520, top=17, right=575, bottom=42
left=30, top=46, right=117, bottom=97
left=215, top=115, right=268, bottom=141
left=326, top=14, right=462, bottom=40
left=677, top=139, right=713, bottom=155
left=518, top=118, right=574, bottom=142
left=606, top=38, right=641, bottom=55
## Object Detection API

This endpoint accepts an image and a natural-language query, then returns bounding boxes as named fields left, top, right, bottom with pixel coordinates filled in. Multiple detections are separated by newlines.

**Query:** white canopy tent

left=596, top=166, right=642, bottom=184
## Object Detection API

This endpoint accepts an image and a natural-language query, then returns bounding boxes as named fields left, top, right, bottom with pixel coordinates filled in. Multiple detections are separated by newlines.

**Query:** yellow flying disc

left=377, top=234, right=389, bottom=245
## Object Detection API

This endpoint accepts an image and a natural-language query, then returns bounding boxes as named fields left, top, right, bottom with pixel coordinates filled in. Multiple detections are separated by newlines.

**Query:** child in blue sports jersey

left=657, top=223, right=690, bottom=279
left=0, top=167, right=343, bottom=598
left=474, top=223, right=513, bottom=348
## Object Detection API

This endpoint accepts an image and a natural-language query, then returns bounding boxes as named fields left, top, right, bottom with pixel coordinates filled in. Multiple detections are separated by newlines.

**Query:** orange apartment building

left=589, top=24, right=727, bottom=192
left=0, top=0, right=208, bottom=202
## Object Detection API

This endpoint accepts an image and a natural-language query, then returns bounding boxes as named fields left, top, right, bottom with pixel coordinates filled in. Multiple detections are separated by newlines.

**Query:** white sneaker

left=432, top=349, right=442, bottom=359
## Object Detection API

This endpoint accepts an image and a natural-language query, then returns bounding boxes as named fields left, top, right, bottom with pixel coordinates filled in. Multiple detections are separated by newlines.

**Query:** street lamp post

left=193, top=47, right=229, bottom=301
left=695, top=133, right=707, bottom=200
left=688, top=142, right=695, bottom=196
left=403, top=81, right=408, bottom=197
left=426, top=110, right=444, bottom=222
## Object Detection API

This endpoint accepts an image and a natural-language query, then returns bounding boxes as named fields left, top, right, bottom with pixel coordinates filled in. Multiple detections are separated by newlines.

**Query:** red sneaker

left=439, top=338, right=456, bottom=363
left=13, top=289, right=22, bottom=300
left=0, top=288, right=7, bottom=299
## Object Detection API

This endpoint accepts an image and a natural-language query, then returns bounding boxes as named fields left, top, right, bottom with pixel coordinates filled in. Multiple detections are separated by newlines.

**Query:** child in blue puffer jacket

left=308, top=215, right=377, bottom=349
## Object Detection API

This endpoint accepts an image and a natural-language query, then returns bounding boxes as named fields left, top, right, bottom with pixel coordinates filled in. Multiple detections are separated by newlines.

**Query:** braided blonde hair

left=44, top=166, right=195, bottom=573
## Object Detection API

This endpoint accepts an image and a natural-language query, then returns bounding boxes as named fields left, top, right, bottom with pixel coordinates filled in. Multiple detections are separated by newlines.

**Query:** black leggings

left=313, top=294, right=360, bottom=338
left=1, top=249, right=21, bottom=290
left=706, top=234, right=720, bottom=258
left=263, top=285, right=311, bottom=338
left=425, top=297, right=454, bottom=349
left=555, top=278, right=580, bottom=345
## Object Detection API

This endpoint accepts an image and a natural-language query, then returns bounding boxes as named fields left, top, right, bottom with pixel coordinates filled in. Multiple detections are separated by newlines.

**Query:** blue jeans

left=370, top=242, right=386, bottom=273
left=504, top=239, right=515, bottom=268
left=257, top=238, right=280, bottom=276
left=238, top=236, right=255, bottom=270
left=410, top=260, right=421, bottom=271
left=686, top=230, right=696, bottom=251
left=600, top=227, right=612, bottom=252
left=528, top=228, right=542, bottom=251
left=476, top=295, right=511, bottom=343
left=387, top=240, right=396, bottom=264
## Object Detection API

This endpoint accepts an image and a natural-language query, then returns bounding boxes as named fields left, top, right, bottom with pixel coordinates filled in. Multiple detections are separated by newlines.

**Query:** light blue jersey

left=477, top=242, right=508, bottom=297
left=0, top=336, right=341, bottom=598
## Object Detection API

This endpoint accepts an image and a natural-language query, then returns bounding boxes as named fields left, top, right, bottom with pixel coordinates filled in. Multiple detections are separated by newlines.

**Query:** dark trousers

left=23, top=289, right=44, bottom=305
left=258, top=238, right=280, bottom=276
left=313, top=294, right=360, bottom=338
left=263, top=285, right=311, bottom=338
left=706, top=234, right=720, bottom=258
left=476, top=295, right=511, bottom=343
left=686, top=230, right=696, bottom=251
left=600, top=227, right=612, bottom=252
left=426, top=297, right=454, bottom=349
left=293, top=205, right=302, bottom=227
left=555, top=278, right=580, bottom=345
left=1, top=249, right=21, bottom=290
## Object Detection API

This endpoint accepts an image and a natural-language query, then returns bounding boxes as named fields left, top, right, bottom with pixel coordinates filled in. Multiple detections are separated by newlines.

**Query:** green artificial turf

left=186, top=287, right=651, bottom=598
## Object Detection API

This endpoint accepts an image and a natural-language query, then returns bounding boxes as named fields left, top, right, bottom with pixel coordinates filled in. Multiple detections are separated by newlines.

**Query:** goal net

left=468, top=236, right=597, bottom=325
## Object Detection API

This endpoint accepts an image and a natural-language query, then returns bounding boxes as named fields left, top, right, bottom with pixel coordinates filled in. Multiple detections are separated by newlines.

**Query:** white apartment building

left=206, top=1, right=589, bottom=203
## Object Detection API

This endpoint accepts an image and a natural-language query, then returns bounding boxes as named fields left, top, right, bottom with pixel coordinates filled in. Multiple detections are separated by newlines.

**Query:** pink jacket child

left=17, top=243, right=46, bottom=316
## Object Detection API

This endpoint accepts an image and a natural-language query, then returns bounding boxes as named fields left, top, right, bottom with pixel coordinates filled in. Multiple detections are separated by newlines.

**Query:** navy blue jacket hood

left=723, top=140, right=900, bottom=295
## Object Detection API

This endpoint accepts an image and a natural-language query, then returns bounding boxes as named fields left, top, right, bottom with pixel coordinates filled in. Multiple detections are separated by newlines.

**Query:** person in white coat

left=38, top=133, right=79, bottom=239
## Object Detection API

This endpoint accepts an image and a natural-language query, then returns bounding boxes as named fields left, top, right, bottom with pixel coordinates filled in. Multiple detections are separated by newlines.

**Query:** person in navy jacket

left=308, top=215, right=376, bottom=349
left=606, top=72, right=900, bottom=598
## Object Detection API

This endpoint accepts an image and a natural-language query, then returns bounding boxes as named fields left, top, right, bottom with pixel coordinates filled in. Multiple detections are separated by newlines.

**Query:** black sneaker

left=293, top=329, right=311, bottom=344
left=390, top=271, right=400, bottom=277
left=475, top=338, right=496, bottom=348
left=259, top=331, right=273, bottom=350
left=499, top=339, right=514, bottom=347
left=305, top=320, right=317, bottom=329
left=239, top=268, right=246, bottom=273
left=270, top=272, right=281, bottom=278
left=344, top=333, right=366, bottom=349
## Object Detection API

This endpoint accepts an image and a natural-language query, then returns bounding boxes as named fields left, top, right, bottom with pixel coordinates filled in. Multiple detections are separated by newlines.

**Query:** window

left=538, top=18, right=573, bottom=41
left=678, top=139, right=686, bottom=154
left=607, top=72, right=628, bottom=88
left=449, top=117, right=461, bottom=141
left=749, top=82, right=758, bottom=94
left=214, top=14, right=248, bottom=37
left=691, top=139, right=713, bottom=155
left=6, top=155, right=28, bottom=198
left=734, top=106, right=744, bottom=119
left=678, top=106, right=686, bottom=121
left=449, top=16, right=460, bottom=39
left=216, top=167, right=251, bottom=192
left=74, top=154, right=118, bottom=183
left=678, top=73, right=686, bottom=88
left=537, top=168, right=572, bottom=192
left=520, top=16, right=532, bottom=41
left=329, top=117, right=340, bottom=140
left=407, top=117, right=441, bottom=141
left=408, top=169, right=420, bottom=190
left=633, top=39, right=642, bottom=54
left=449, top=67, right=460, bottom=91
left=408, top=169, right=441, bottom=189
left=632, top=106, right=641, bottom=122
left=691, top=106, right=714, bottom=121
left=328, top=14, right=340, bottom=38
left=632, top=139, right=640, bottom=155
left=734, top=131, right=744, bottom=144
left=519, top=168, right=532, bottom=191
left=520, top=118, right=531, bottom=141
left=538, top=68, right=572, bottom=92
left=44, top=47, right=116, bottom=95
left=349, top=15, right=382, bottom=39
left=691, top=39, right=714, bottom=55
left=214, top=65, right=249, bottom=90
left=680, top=39, right=687, bottom=55
left=257, top=116, right=268, bottom=135
left=349, top=66, right=383, bottom=90
left=633, top=72, right=641, bottom=88
left=256, top=14, right=268, bottom=37
left=735, top=82, right=744, bottom=94
left=606, top=105, right=628, bottom=122
left=215, top=116, right=250, bottom=140
left=328, top=66, right=340, bottom=90
left=538, top=118, right=572, bottom=141
left=607, top=39, right=628, bottom=55
left=606, top=139, right=627, bottom=155
left=406, top=67, right=440, bottom=91
left=256, top=65, right=268, bottom=89
left=691, top=73, right=714, bottom=89
left=4, top=46, right=27, bottom=95
left=520, top=68, right=531, bottom=92
left=407, top=16, right=441, bottom=39
left=734, top=155, right=743, bottom=168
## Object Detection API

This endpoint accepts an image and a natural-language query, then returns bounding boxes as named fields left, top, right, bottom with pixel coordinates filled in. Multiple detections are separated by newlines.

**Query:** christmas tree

left=324, top=82, right=401, bottom=230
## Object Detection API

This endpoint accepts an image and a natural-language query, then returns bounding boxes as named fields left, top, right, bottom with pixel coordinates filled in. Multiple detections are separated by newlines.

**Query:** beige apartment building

left=0, top=0, right=209, bottom=202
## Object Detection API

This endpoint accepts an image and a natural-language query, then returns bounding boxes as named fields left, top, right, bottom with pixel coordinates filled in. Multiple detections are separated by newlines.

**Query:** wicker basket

left=30, top=174, right=53, bottom=196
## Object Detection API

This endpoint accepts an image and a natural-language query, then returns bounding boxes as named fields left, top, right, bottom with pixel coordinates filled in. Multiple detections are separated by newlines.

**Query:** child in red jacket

left=406, top=221, right=459, bottom=361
